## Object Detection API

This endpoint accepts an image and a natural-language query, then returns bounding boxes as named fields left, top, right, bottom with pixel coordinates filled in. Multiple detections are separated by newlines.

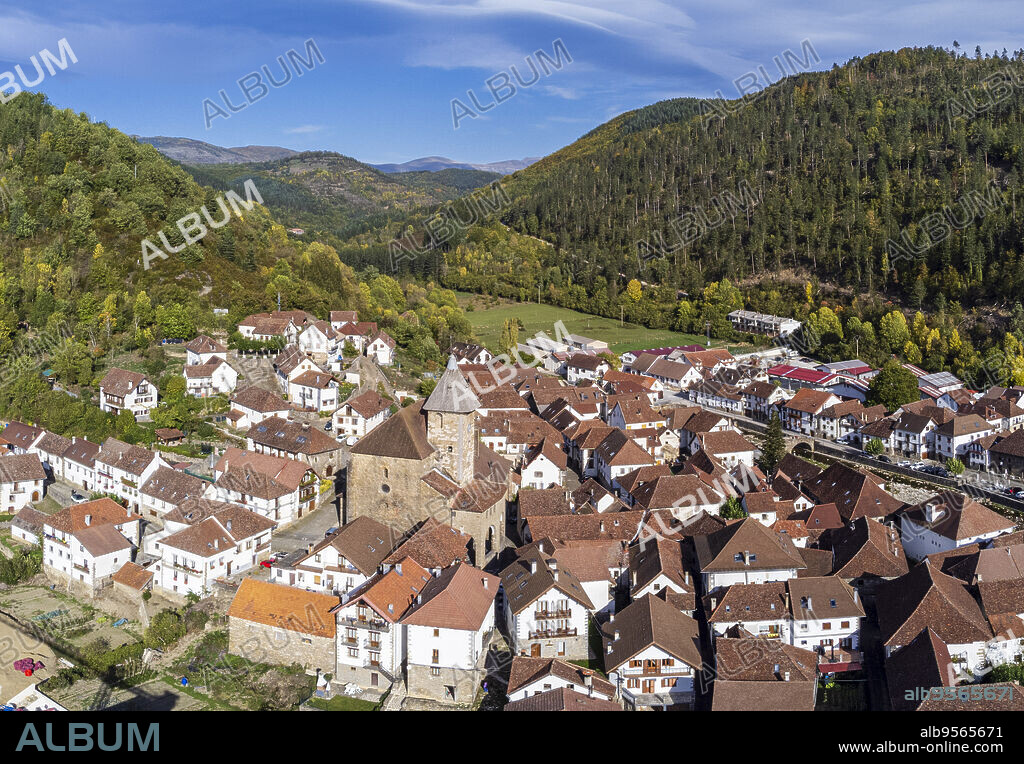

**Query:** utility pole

left=620, top=306, right=624, bottom=327
left=277, top=291, right=281, bottom=312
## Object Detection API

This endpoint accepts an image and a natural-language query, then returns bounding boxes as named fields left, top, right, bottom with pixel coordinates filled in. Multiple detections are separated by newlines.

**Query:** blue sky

left=1, top=1, right=1023, bottom=164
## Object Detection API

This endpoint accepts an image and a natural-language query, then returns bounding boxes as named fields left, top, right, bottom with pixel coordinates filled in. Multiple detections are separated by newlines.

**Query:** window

left=430, top=667, right=441, bottom=677
left=841, top=621, right=850, bottom=629
left=822, top=623, right=832, bottom=630
left=433, top=628, right=439, bottom=637
left=347, top=648, right=358, bottom=658
left=432, top=649, right=439, bottom=664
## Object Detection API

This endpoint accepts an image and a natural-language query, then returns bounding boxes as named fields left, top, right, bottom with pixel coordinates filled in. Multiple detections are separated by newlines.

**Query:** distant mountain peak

left=134, top=136, right=299, bottom=165
left=372, top=156, right=541, bottom=175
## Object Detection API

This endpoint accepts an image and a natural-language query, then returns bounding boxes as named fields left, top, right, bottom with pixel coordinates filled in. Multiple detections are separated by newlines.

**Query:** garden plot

left=0, top=586, right=139, bottom=651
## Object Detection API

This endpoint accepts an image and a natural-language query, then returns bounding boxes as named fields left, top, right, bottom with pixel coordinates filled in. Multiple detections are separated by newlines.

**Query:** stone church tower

left=422, top=355, right=479, bottom=484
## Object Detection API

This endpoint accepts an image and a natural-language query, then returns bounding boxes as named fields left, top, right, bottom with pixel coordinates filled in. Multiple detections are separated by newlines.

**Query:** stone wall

left=406, top=663, right=482, bottom=704
left=335, top=661, right=392, bottom=691
left=427, top=411, right=475, bottom=484
left=454, top=497, right=505, bottom=567
left=228, top=616, right=335, bottom=674
left=346, top=452, right=441, bottom=530
left=520, top=633, right=590, bottom=661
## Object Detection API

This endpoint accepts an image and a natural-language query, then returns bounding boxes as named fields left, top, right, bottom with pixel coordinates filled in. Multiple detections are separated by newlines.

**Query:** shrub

left=146, top=609, right=186, bottom=647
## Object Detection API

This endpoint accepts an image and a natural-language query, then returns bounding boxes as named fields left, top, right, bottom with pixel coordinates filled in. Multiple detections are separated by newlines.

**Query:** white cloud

left=542, top=84, right=579, bottom=100
left=283, top=124, right=326, bottom=134
left=405, top=34, right=530, bottom=70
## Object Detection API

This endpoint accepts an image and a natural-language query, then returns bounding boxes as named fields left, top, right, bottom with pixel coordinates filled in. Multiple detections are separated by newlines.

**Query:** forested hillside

left=498, top=47, right=1024, bottom=305
left=343, top=46, right=1024, bottom=385
left=184, top=152, right=500, bottom=241
left=0, top=92, right=474, bottom=441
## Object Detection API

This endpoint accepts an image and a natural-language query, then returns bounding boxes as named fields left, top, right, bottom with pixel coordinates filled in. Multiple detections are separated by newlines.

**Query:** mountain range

left=133, top=136, right=300, bottom=164
left=371, top=156, right=540, bottom=175
left=135, top=136, right=537, bottom=176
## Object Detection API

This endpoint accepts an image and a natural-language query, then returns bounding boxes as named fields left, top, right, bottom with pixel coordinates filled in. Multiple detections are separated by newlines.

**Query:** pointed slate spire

left=423, top=354, right=480, bottom=413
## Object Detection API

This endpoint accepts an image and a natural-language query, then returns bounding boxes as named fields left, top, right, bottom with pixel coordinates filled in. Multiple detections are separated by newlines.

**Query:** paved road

left=270, top=498, right=341, bottom=555
left=661, top=392, right=1024, bottom=513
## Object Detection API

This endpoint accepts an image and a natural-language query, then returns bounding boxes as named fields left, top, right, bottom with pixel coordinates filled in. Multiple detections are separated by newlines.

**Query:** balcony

left=528, top=627, right=578, bottom=639
left=44, top=533, right=68, bottom=547
left=534, top=608, right=572, bottom=620
left=626, top=665, right=674, bottom=676
left=171, top=561, right=203, bottom=575
left=339, top=615, right=389, bottom=631
left=72, top=562, right=89, bottom=573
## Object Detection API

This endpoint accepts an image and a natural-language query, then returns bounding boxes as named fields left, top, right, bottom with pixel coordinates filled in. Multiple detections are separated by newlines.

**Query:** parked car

left=325, top=527, right=340, bottom=538
left=876, top=455, right=892, bottom=463
left=70, top=491, right=86, bottom=502
left=324, top=420, right=332, bottom=431
left=898, top=460, right=911, bottom=468
left=259, top=560, right=273, bottom=569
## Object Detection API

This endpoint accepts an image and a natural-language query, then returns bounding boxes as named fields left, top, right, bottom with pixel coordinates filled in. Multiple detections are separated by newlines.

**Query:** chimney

left=396, top=563, right=403, bottom=575
left=710, top=597, right=717, bottom=610
left=608, top=612, right=615, bottom=623
left=584, top=673, right=593, bottom=695
left=214, top=538, right=219, bottom=550
left=530, top=560, right=537, bottom=575
left=84, top=514, right=92, bottom=526
left=684, top=571, right=691, bottom=585
left=783, top=591, right=790, bottom=610
left=599, top=520, right=605, bottom=533
left=852, top=588, right=859, bottom=604
left=742, top=550, right=751, bottom=565
left=783, top=671, right=790, bottom=682
left=805, top=597, right=812, bottom=611
left=613, top=630, right=620, bottom=641
left=606, top=643, right=613, bottom=655
left=482, top=578, right=489, bottom=590
left=417, top=594, right=422, bottom=605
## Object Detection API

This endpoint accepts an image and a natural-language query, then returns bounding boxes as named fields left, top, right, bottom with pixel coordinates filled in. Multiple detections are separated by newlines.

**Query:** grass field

left=307, top=695, right=378, bottom=711
left=459, top=294, right=755, bottom=355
